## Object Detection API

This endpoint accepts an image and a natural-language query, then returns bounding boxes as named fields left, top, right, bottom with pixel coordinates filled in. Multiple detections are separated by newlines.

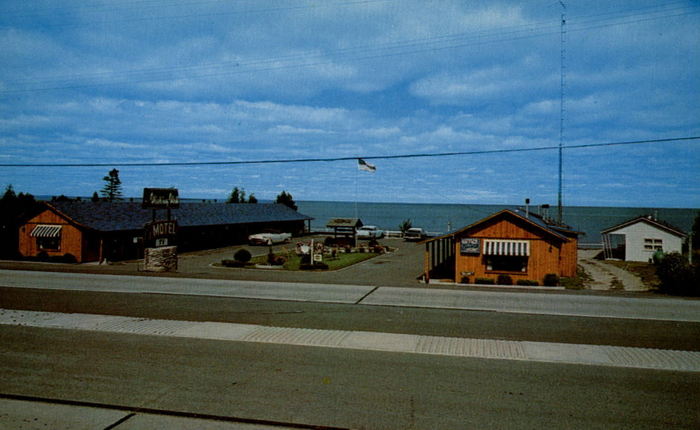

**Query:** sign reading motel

left=144, top=220, right=178, bottom=247
left=142, top=188, right=180, bottom=209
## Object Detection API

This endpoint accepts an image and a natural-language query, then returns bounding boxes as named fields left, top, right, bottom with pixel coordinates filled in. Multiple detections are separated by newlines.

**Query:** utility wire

left=1, top=136, right=698, bottom=168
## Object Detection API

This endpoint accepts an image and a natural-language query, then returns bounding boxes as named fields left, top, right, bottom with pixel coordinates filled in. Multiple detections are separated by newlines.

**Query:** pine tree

left=275, top=191, right=297, bottom=210
left=227, top=187, right=245, bottom=203
left=100, top=169, right=123, bottom=202
left=279, top=191, right=296, bottom=210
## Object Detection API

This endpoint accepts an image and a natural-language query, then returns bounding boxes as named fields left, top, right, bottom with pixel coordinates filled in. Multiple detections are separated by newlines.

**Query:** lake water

left=296, top=201, right=698, bottom=245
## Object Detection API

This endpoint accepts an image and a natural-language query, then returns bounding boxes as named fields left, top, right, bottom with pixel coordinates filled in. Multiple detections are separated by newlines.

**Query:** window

left=37, top=236, right=60, bottom=251
left=643, top=238, right=663, bottom=251
left=486, top=256, right=528, bottom=272
left=30, top=224, right=62, bottom=251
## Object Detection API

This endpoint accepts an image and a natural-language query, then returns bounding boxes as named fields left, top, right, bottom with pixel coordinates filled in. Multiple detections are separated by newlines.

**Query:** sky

left=1, top=0, right=699, bottom=207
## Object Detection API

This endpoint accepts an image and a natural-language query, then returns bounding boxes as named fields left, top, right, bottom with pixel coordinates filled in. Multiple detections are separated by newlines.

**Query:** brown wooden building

left=19, top=201, right=312, bottom=263
left=422, top=209, right=578, bottom=285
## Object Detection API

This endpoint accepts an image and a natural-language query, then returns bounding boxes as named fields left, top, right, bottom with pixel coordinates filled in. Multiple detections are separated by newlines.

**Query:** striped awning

left=483, top=239, right=529, bottom=256
left=30, top=224, right=62, bottom=238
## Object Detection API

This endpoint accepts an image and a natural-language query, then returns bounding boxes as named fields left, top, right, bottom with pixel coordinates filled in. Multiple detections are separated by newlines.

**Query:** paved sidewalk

left=3, top=309, right=699, bottom=373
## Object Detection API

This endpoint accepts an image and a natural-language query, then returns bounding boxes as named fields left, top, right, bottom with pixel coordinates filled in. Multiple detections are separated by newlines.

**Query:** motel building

left=19, top=200, right=312, bottom=263
left=422, top=209, right=579, bottom=286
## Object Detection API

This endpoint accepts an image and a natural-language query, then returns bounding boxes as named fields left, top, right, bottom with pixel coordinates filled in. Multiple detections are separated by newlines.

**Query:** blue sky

left=1, top=0, right=698, bottom=207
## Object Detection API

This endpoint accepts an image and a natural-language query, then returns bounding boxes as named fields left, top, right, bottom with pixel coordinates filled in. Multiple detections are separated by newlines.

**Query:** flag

left=358, top=158, right=376, bottom=172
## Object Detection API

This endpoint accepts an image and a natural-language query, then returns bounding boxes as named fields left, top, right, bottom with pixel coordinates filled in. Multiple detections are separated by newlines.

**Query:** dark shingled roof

left=47, top=201, right=312, bottom=232
left=326, top=218, right=363, bottom=228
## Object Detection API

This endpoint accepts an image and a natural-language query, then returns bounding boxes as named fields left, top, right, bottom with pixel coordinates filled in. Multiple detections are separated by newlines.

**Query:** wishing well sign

left=142, top=188, right=180, bottom=209
left=142, top=187, right=179, bottom=272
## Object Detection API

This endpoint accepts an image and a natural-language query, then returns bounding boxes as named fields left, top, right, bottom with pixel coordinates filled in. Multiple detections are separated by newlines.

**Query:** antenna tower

left=557, top=1, right=566, bottom=223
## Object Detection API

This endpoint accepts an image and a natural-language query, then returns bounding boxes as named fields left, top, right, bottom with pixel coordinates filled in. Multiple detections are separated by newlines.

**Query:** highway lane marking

left=2, top=269, right=700, bottom=322
left=0, top=269, right=375, bottom=304
left=2, top=308, right=700, bottom=373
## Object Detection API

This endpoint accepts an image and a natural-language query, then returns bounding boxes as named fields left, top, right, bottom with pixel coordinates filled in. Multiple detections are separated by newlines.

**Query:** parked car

left=248, top=231, right=292, bottom=245
left=356, top=225, right=385, bottom=239
left=404, top=227, right=425, bottom=241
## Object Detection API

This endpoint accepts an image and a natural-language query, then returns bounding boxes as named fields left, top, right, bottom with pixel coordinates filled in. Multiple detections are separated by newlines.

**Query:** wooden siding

left=449, top=215, right=578, bottom=284
left=19, top=209, right=87, bottom=262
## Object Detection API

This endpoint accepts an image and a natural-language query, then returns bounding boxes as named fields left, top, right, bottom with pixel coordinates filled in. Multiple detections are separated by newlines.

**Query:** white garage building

left=601, top=215, right=687, bottom=262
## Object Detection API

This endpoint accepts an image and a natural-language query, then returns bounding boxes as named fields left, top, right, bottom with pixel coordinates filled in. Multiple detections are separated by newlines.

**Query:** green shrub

left=62, top=253, right=77, bottom=263
left=516, top=279, right=539, bottom=286
left=233, top=248, right=252, bottom=263
left=543, top=273, right=560, bottom=286
left=272, top=256, right=286, bottom=266
left=475, top=277, right=495, bottom=285
left=496, top=274, right=513, bottom=285
left=656, top=252, right=697, bottom=296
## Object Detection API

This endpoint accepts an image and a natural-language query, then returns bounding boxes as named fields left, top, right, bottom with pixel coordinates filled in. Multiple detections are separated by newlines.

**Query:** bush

left=516, top=279, right=539, bottom=286
left=272, top=256, right=286, bottom=266
left=37, top=251, right=49, bottom=261
left=233, top=248, right=252, bottom=263
left=62, top=253, right=77, bottom=263
left=656, top=252, right=697, bottom=296
left=543, top=273, right=560, bottom=286
left=475, top=277, right=495, bottom=285
left=496, top=274, right=513, bottom=285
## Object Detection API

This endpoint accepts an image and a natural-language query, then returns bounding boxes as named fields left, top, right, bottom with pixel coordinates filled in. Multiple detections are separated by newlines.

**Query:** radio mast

left=557, top=1, right=566, bottom=224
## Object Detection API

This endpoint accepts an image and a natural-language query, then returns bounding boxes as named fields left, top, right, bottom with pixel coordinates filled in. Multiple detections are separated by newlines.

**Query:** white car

left=356, top=225, right=384, bottom=240
left=403, top=227, right=425, bottom=241
left=248, top=232, right=292, bottom=245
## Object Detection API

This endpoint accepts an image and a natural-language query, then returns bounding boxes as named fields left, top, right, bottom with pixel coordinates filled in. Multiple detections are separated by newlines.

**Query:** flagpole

left=354, top=158, right=359, bottom=220
left=355, top=159, right=359, bottom=248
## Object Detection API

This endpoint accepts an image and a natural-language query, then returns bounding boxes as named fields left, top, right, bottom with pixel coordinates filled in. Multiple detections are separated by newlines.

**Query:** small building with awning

left=422, top=209, right=578, bottom=285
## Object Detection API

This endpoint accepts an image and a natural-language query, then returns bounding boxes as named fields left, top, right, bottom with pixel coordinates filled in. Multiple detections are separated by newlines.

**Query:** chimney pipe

left=525, top=198, right=530, bottom=218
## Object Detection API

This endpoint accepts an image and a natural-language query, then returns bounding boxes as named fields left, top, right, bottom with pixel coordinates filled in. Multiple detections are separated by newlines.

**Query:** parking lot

left=0, top=236, right=427, bottom=287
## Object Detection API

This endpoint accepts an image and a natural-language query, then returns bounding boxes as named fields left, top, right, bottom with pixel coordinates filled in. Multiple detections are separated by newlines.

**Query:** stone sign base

left=143, top=246, right=178, bottom=272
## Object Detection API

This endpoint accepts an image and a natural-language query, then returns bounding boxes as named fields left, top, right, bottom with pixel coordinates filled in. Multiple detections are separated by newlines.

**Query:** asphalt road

left=2, top=268, right=699, bottom=428
left=2, top=287, right=700, bottom=351
left=2, top=326, right=698, bottom=429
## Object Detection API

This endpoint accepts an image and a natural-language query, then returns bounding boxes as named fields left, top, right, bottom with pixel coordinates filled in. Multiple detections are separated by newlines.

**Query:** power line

left=1, top=136, right=698, bottom=168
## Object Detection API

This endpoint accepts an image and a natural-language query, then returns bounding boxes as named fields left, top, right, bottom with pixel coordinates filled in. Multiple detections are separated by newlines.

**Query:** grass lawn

left=250, top=251, right=378, bottom=271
